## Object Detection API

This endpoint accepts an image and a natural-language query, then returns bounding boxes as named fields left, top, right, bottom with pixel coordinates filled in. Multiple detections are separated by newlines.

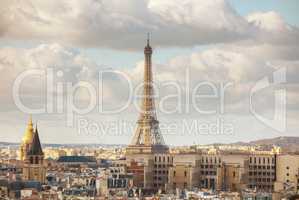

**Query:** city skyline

left=1, top=1, right=299, bottom=199
left=0, top=0, right=298, bottom=145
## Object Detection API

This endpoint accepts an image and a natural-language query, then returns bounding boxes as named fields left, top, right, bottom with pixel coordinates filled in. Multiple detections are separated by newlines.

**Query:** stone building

left=167, top=148, right=280, bottom=194
left=248, top=151, right=276, bottom=192
left=20, top=117, right=46, bottom=184
left=168, top=154, right=200, bottom=191
left=273, top=154, right=299, bottom=199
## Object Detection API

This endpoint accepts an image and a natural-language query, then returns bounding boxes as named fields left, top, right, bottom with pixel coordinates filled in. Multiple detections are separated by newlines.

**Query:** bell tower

left=20, top=117, right=46, bottom=183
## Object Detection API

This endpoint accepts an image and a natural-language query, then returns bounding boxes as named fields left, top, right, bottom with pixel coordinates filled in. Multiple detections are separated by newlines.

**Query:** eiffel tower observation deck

left=126, top=35, right=169, bottom=154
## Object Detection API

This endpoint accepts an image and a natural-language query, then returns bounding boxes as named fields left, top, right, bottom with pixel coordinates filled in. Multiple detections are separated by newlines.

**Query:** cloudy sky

left=0, top=0, right=298, bottom=145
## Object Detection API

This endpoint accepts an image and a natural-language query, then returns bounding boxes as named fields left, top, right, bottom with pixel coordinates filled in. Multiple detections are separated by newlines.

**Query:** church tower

left=20, top=117, right=46, bottom=183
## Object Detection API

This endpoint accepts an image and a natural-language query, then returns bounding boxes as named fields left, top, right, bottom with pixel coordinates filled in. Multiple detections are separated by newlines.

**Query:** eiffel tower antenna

left=147, top=32, right=150, bottom=46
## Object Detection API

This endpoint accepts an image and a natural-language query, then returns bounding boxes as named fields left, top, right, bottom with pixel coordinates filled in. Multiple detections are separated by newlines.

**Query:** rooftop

left=57, top=156, right=96, bottom=163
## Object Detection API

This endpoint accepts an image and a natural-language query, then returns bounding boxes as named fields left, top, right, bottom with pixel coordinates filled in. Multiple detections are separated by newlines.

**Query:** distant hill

left=0, top=142, right=126, bottom=149
left=1, top=136, right=299, bottom=151
left=0, top=142, right=18, bottom=147
left=231, top=136, right=299, bottom=152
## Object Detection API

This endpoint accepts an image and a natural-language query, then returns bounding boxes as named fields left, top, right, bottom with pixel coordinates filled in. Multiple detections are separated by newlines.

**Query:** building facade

left=166, top=148, right=281, bottom=194
left=273, top=154, right=299, bottom=198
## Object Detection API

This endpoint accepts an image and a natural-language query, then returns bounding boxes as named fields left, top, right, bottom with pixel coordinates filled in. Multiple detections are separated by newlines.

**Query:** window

left=184, top=171, right=187, bottom=177
left=173, top=171, right=176, bottom=177
left=35, top=157, right=39, bottom=164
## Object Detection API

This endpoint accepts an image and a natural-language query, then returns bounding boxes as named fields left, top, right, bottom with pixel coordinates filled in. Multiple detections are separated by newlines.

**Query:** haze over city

left=2, top=1, right=299, bottom=199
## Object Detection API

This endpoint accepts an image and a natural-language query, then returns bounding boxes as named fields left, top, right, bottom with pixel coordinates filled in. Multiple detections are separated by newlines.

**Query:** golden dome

left=22, top=116, right=34, bottom=144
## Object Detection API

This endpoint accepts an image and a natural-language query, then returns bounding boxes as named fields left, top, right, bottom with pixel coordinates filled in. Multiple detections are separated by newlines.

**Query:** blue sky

left=229, top=0, right=299, bottom=26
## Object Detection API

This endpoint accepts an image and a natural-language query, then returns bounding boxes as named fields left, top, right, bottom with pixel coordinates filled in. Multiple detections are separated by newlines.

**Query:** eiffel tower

left=126, top=35, right=169, bottom=154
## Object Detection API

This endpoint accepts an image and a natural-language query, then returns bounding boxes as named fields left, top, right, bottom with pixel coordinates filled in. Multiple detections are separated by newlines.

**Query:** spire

left=128, top=37, right=167, bottom=150
left=144, top=33, right=152, bottom=54
left=147, top=32, right=150, bottom=47
left=142, top=33, right=154, bottom=119
left=22, top=115, right=34, bottom=143
left=28, top=123, right=43, bottom=156
left=29, top=115, right=33, bottom=126
left=35, top=121, right=38, bottom=132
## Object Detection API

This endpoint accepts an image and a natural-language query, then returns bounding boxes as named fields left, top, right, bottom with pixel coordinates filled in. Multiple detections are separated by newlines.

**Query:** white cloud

left=247, top=11, right=291, bottom=32
left=0, top=0, right=299, bottom=144
left=0, top=0, right=260, bottom=49
left=1, top=1, right=298, bottom=50
left=1, top=38, right=298, bottom=113
left=0, top=40, right=298, bottom=144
